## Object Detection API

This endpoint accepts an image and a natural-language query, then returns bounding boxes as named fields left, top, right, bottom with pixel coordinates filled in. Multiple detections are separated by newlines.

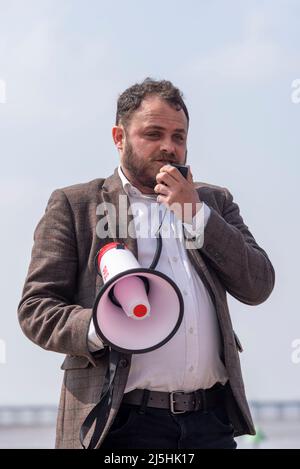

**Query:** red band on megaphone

left=97, top=242, right=126, bottom=268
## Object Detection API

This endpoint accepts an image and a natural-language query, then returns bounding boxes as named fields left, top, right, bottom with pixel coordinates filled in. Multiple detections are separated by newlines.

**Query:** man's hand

left=154, top=164, right=203, bottom=223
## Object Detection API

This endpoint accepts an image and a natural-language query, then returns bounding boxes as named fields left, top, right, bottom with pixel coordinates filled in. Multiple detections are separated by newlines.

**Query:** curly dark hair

left=115, top=77, right=189, bottom=128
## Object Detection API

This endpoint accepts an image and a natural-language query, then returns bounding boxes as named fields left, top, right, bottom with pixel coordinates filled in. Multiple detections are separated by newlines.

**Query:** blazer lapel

left=101, top=167, right=138, bottom=259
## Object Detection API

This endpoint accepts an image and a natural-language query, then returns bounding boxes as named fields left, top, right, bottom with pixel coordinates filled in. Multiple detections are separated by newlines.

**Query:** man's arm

left=200, top=188, right=275, bottom=305
left=18, top=189, right=100, bottom=361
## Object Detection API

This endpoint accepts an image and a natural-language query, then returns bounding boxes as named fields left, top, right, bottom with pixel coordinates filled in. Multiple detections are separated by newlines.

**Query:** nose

left=160, top=137, right=176, bottom=156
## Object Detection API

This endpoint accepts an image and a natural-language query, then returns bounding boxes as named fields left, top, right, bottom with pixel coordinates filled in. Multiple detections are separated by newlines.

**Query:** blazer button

left=119, top=359, right=129, bottom=368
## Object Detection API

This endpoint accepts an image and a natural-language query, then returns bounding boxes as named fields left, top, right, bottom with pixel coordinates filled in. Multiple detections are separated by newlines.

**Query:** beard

left=122, top=139, right=187, bottom=190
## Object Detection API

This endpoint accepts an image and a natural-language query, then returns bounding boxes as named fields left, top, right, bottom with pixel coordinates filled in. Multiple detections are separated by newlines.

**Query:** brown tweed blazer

left=18, top=167, right=275, bottom=449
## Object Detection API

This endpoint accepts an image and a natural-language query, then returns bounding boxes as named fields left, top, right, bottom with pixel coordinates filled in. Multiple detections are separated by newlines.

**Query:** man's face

left=116, top=96, right=188, bottom=191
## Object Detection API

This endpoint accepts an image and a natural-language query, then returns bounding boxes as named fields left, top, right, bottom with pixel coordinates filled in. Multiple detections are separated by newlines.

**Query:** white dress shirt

left=88, top=166, right=228, bottom=391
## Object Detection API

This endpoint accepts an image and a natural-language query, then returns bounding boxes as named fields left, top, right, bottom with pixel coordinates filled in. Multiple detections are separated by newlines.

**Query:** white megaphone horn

left=93, top=242, right=184, bottom=354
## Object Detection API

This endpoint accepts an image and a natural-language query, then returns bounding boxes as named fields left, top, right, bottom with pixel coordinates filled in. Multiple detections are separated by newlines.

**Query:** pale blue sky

left=0, top=0, right=299, bottom=404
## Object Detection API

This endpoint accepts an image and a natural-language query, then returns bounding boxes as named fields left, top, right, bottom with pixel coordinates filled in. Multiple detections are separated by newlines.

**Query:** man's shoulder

left=194, top=181, right=230, bottom=210
left=52, top=177, right=107, bottom=205
left=194, top=180, right=229, bottom=196
left=194, top=181, right=227, bottom=192
left=59, top=177, right=106, bottom=195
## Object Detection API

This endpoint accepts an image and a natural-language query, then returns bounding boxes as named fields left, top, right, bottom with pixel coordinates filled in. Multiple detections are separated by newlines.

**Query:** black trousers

left=101, top=402, right=237, bottom=449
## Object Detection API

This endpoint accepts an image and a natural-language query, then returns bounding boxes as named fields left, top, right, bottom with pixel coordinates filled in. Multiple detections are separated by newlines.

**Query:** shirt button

left=183, top=290, right=188, bottom=296
left=172, top=256, right=178, bottom=263
left=189, top=327, right=194, bottom=334
left=189, top=366, right=194, bottom=372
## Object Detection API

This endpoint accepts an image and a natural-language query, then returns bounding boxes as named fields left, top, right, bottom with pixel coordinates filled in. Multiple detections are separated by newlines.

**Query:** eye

left=146, top=132, right=161, bottom=139
left=174, top=134, right=184, bottom=142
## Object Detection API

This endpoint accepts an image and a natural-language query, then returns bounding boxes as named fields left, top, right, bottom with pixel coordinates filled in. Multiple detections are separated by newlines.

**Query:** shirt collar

left=118, top=165, right=157, bottom=200
left=118, top=165, right=132, bottom=195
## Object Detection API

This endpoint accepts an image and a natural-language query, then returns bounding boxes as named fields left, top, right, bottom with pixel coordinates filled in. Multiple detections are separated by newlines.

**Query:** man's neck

left=120, top=165, right=155, bottom=195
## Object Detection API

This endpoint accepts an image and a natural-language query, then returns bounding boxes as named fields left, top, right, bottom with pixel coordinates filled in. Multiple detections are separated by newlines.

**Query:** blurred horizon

left=1, top=402, right=300, bottom=449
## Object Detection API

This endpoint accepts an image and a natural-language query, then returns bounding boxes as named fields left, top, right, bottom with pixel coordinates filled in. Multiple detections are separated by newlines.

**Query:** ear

left=112, top=126, right=125, bottom=151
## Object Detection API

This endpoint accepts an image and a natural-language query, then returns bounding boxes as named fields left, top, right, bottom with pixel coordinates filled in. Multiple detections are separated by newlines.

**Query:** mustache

left=153, top=153, right=177, bottom=163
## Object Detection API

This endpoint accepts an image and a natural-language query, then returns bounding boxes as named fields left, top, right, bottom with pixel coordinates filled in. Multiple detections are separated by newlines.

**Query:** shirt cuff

left=88, top=320, right=105, bottom=352
left=182, top=202, right=211, bottom=237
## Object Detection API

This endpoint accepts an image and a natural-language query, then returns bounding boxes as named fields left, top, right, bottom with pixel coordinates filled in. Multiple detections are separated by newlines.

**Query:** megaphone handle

left=79, top=348, right=124, bottom=449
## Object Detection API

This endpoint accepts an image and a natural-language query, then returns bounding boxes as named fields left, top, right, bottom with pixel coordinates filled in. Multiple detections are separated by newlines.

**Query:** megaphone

left=93, top=242, right=184, bottom=354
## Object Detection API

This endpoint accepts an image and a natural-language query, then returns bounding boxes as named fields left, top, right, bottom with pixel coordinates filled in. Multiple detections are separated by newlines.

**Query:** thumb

left=186, top=165, right=193, bottom=182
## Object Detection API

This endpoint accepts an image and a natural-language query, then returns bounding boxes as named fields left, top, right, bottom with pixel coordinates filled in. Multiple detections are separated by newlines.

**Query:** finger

left=159, top=164, right=182, bottom=182
left=154, top=184, right=169, bottom=196
left=156, top=171, right=177, bottom=187
left=156, top=194, right=169, bottom=205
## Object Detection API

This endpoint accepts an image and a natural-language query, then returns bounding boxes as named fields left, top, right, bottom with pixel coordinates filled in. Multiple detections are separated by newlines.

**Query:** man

left=18, top=78, right=275, bottom=449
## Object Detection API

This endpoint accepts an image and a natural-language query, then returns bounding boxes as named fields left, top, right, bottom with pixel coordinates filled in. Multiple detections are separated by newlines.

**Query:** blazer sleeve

left=200, top=188, right=275, bottom=305
left=17, top=189, right=96, bottom=360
